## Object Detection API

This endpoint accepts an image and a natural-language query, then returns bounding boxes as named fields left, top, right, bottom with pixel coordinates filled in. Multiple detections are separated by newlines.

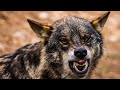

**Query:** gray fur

left=0, top=12, right=110, bottom=79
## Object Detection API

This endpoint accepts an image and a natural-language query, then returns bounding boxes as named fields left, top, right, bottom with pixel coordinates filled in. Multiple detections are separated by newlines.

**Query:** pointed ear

left=90, top=11, right=110, bottom=32
left=27, top=19, right=53, bottom=40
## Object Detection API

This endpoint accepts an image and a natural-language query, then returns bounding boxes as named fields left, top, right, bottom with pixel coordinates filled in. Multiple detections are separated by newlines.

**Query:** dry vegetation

left=0, top=11, right=120, bottom=79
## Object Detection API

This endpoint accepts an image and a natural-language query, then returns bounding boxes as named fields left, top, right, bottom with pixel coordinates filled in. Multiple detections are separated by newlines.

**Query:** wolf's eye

left=59, top=37, right=68, bottom=45
left=59, top=37, right=69, bottom=51
left=82, top=34, right=91, bottom=42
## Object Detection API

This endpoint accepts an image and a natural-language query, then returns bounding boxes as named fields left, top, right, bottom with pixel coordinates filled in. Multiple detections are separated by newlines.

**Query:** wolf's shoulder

left=15, top=42, right=41, bottom=54
left=0, top=42, right=41, bottom=61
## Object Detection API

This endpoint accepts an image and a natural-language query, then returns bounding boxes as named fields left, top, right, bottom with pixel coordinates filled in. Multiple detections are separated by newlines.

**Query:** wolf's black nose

left=74, top=48, right=87, bottom=58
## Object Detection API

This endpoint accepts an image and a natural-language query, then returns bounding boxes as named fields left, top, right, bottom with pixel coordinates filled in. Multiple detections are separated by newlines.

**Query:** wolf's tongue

left=78, top=60, right=85, bottom=65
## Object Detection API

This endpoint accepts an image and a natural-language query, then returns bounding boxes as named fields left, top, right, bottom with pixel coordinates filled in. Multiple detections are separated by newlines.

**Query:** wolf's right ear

left=27, top=19, right=53, bottom=40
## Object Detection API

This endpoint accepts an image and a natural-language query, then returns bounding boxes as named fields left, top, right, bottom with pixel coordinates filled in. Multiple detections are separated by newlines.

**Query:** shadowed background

left=0, top=11, right=120, bottom=79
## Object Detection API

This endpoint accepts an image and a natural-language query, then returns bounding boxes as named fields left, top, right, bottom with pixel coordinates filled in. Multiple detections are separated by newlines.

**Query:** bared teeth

left=74, top=62, right=79, bottom=66
left=85, top=61, right=88, bottom=66
left=73, top=61, right=88, bottom=72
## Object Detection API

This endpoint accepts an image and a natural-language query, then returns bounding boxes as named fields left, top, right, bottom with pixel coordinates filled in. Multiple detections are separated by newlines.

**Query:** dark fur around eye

left=81, top=34, right=91, bottom=42
left=59, top=37, right=68, bottom=45
left=59, top=37, right=69, bottom=51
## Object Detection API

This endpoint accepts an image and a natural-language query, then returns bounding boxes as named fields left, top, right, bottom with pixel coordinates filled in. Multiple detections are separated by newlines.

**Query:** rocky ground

left=0, top=11, right=120, bottom=79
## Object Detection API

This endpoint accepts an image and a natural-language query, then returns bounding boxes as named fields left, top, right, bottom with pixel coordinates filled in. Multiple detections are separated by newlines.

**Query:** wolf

left=0, top=11, right=110, bottom=79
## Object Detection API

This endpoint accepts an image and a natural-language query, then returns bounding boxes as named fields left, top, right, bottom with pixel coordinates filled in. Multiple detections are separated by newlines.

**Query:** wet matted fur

left=0, top=11, right=110, bottom=79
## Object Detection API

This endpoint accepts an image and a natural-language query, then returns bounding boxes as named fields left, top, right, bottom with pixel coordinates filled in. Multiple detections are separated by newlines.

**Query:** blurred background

left=0, top=11, right=120, bottom=79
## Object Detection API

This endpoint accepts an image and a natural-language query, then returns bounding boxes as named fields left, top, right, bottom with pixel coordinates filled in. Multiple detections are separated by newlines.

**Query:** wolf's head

left=27, top=12, right=110, bottom=79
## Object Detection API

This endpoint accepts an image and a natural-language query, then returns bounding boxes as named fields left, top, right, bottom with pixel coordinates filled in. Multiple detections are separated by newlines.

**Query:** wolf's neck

left=37, top=48, right=63, bottom=79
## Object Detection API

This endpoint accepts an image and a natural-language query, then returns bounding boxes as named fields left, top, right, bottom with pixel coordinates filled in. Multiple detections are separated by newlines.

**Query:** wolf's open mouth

left=69, top=60, right=89, bottom=75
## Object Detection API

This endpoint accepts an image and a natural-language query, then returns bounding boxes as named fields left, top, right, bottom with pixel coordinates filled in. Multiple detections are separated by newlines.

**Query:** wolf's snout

left=74, top=48, right=87, bottom=59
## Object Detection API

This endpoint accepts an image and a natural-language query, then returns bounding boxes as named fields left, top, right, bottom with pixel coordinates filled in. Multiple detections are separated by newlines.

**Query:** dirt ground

left=0, top=11, right=120, bottom=79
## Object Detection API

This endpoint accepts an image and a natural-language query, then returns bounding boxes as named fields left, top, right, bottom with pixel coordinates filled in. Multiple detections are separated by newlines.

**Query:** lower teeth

left=74, top=61, right=88, bottom=72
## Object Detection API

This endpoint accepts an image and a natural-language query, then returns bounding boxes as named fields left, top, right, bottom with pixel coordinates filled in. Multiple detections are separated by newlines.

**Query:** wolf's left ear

left=27, top=19, right=53, bottom=41
left=90, top=11, right=110, bottom=32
